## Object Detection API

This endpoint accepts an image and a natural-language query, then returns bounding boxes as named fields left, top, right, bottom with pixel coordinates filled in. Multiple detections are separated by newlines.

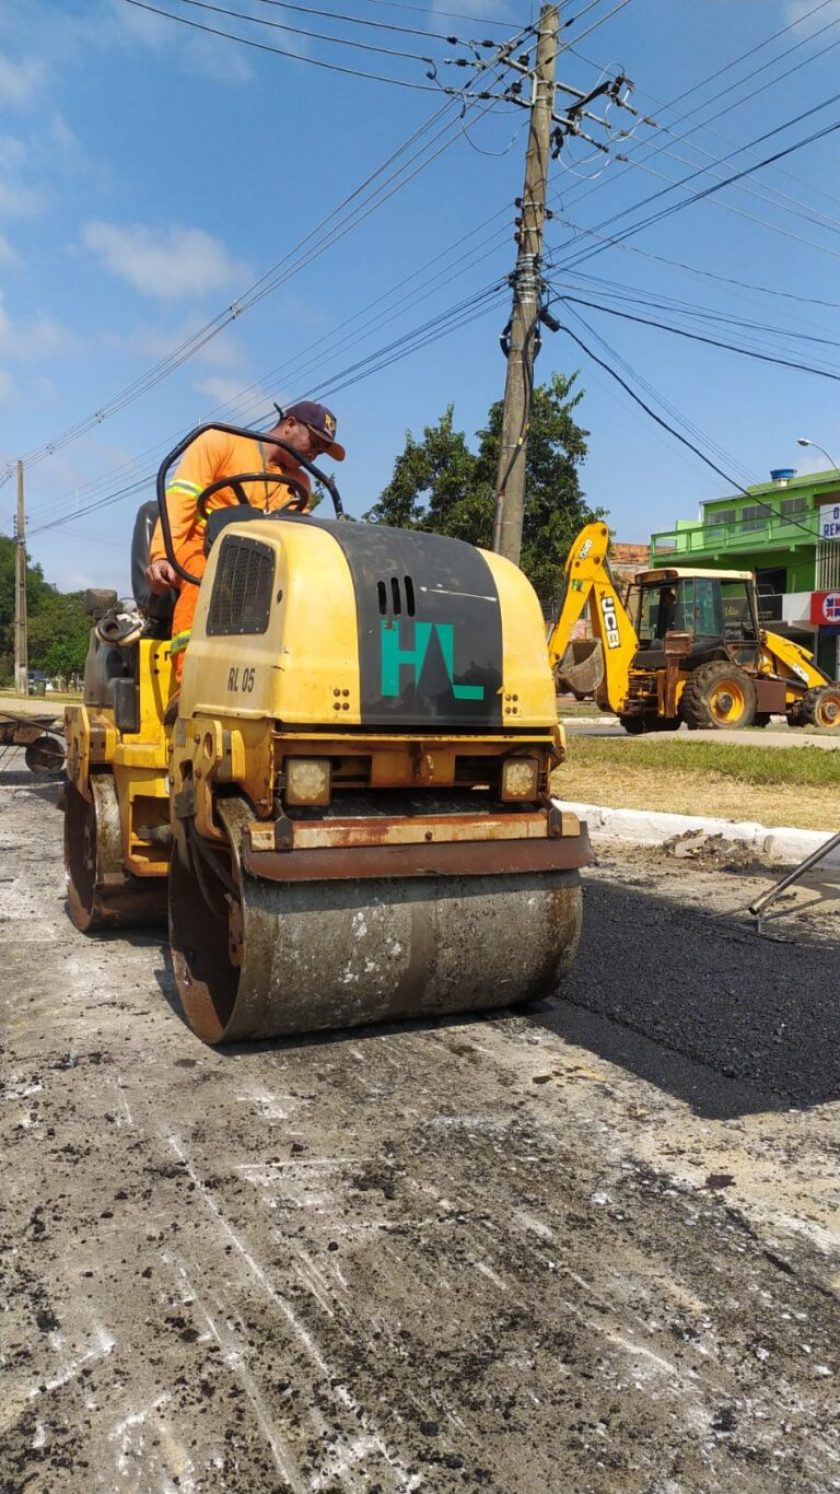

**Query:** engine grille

left=206, top=536, right=275, bottom=636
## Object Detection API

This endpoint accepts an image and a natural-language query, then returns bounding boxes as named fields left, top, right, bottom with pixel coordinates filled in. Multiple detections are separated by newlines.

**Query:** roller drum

left=169, top=842, right=582, bottom=1045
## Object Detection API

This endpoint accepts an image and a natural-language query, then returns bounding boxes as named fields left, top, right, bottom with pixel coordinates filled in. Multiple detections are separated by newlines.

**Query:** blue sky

left=2, top=0, right=840, bottom=595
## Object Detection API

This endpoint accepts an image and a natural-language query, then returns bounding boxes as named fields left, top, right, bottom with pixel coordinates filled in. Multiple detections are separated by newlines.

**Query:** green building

left=650, top=468, right=840, bottom=679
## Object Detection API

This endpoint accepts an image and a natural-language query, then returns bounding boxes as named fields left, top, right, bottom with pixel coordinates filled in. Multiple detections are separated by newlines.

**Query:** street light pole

left=797, top=436, right=840, bottom=471
left=14, top=460, right=28, bottom=697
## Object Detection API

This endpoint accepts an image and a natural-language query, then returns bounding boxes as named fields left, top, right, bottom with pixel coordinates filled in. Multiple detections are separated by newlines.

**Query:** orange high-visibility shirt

left=149, top=428, right=312, bottom=569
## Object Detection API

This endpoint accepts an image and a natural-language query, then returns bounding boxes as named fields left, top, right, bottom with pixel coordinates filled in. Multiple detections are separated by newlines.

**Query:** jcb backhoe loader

left=63, top=423, right=591, bottom=1044
left=549, top=522, right=840, bottom=733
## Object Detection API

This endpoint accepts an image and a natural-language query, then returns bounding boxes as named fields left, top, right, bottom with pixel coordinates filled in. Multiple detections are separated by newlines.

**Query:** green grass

left=569, top=735, right=840, bottom=788
left=555, top=700, right=602, bottom=717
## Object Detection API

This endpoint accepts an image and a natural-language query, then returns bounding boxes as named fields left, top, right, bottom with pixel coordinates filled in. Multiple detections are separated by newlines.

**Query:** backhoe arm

left=546, top=523, right=612, bottom=669
left=547, top=522, right=639, bottom=714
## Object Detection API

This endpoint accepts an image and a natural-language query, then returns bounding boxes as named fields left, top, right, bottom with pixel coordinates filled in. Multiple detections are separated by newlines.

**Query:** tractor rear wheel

left=24, top=732, right=65, bottom=776
left=680, top=662, right=757, bottom=730
left=798, top=684, right=840, bottom=730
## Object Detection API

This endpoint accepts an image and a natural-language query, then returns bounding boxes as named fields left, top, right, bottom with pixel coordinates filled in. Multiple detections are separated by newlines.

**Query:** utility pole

left=492, top=3, right=559, bottom=566
left=14, top=460, right=28, bottom=696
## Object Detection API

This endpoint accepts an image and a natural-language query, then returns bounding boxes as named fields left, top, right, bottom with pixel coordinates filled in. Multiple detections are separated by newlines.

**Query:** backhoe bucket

left=555, top=639, right=604, bottom=699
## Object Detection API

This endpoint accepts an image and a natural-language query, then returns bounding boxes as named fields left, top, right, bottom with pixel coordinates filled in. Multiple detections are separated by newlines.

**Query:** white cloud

left=0, top=53, right=43, bottom=108
left=113, top=315, right=243, bottom=368
left=180, top=32, right=252, bottom=83
left=784, top=0, right=840, bottom=18
left=0, top=291, right=79, bottom=362
left=103, top=0, right=251, bottom=80
left=0, top=179, right=46, bottom=218
left=0, top=134, right=28, bottom=173
left=194, top=375, right=251, bottom=408
left=0, top=231, right=17, bottom=265
left=82, top=220, right=251, bottom=301
left=431, top=0, right=513, bottom=15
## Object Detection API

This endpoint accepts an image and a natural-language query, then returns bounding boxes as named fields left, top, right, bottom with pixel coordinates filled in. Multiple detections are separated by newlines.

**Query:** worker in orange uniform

left=146, top=401, right=345, bottom=682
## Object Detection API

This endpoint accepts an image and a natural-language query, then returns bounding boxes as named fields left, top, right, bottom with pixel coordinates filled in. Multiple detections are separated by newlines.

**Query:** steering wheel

left=196, top=471, right=310, bottom=521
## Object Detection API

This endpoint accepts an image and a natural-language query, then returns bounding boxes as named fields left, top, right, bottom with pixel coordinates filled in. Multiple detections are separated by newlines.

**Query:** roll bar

left=155, top=421, right=345, bottom=586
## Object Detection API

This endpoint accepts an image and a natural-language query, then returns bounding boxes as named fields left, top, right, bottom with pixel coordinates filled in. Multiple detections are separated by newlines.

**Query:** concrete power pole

left=492, top=3, right=559, bottom=565
left=14, top=460, right=28, bottom=696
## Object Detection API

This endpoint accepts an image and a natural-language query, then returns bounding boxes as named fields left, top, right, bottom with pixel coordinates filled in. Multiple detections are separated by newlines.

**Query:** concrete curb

left=561, top=799, right=840, bottom=867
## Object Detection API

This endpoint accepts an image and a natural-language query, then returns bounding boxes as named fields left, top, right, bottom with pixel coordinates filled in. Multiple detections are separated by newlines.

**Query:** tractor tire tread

left=680, top=661, right=757, bottom=731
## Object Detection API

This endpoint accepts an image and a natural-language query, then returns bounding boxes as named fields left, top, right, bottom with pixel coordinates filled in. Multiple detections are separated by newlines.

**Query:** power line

left=29, top=196, right=520, bottom=528
left=30, top=215, right=512, bottom=527
left=557, top=307, right=837, bottom=541
left=552, top=291, right=840, bottom=383
left=558, top=271, right=840, bottom=359
left=552, top=214, right=840, bottom=310
left=250, top=0, right=479, bottom=43
left=345, top=0, right=517, bottom=27
left=123, top=0, right=489, bottom=88
left=654, top=0, right=837, bottom=111
left=552, top=105, right=840, bottom=276
left=167, top=0, right=453, bottom=61
left=28, top=280, right=507, bottom=537
left=592, top=149, right=840, bottom=268
left=552, top=3, right=840, bottom=240
left=562, top=303, right=758, bottom=485
left=7, top=29, right=530, bottom=485
left=561, top=0, right=633, bottom=49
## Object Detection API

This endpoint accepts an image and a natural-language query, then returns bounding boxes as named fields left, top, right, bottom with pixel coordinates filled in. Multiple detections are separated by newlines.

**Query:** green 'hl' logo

left=380, top=620, right=484, bottom=700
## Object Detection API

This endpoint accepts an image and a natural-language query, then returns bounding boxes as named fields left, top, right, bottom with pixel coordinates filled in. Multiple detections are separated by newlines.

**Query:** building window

left=740, top=504, right=765, bottom=532
left=706, top=508, right=735, bottom=527
left=781, top=496, right=807, bottom=517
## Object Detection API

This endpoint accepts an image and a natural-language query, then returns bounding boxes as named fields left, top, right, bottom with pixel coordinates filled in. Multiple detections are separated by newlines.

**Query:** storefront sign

left=810, top=590, right=840, bottom=624
left=819, top=501, right=840, bottom=539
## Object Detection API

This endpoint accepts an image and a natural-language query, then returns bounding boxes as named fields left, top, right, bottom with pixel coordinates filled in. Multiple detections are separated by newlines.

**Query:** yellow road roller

left=64, top=423, right=590, bottom=1044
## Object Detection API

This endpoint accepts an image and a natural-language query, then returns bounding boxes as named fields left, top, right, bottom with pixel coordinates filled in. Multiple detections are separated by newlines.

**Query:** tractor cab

left=627, top=568, right=761, bottom=673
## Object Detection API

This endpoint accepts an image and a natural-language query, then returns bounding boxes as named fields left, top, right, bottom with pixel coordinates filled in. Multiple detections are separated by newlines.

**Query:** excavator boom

left=548, top=522, right=639, bottom=714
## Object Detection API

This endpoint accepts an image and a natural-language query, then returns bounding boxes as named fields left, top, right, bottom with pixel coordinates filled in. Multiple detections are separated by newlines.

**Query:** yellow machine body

left=549, top=522, right=840, bottom=731
left=173, top=517, right=565, bottom=836
left=65, top=498, right=590, bottom=1043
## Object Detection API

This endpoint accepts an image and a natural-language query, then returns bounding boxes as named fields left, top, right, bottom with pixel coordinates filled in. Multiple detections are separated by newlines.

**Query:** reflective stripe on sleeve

left=166, top=479, right=203, bottom=496
left=169, top=630, right=192, bottom=657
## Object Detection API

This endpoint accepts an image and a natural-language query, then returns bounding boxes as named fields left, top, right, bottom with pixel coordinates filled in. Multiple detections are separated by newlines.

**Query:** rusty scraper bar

left=749, top=829, right=840, bottom=928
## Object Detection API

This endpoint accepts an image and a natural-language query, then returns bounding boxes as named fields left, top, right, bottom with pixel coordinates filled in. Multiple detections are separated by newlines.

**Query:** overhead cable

left=559, top=270, right=840, bottom=357
left=555, top=4, right=840, bottom=238
left=562, top=303, right=758, bottom=485
left=562, top=0, right=634, bottom=48
left=30, top=202, right=518, bottom=526
left=348, top=0, right=517, bottom=26
left=8, top=27, right=530, bottom=485
left=557, top=307, right=837, bottom=540
left=250, top=0, right=480, bottom=43
left=122, top=0, right=499, bottom=89
left=554, top=292, right=840, bottom=383
left=28, top=281, right=507, bottom=536
left=552, top=213, right=840, bottom=309
left=163, top=0, right=455, bottom=61
left=552, top=106, right=840, bottom=276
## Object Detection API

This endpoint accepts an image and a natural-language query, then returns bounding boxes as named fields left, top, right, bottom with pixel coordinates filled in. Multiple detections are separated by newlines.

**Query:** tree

left=28, top=590, right=90, bottom=678
left=366, top=372, right=603, bottom=606
left=0, top=535, right=89, bottom=683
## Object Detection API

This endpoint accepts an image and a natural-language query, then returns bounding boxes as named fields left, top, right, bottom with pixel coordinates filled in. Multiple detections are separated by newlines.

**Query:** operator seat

left=132, top=499, right=176, bottom=637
